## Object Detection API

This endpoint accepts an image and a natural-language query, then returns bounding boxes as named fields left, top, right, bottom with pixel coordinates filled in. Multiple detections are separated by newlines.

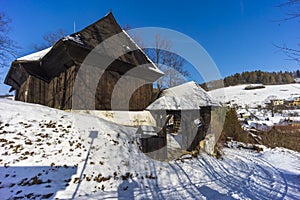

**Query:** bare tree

left=0, top=13, right=16, bottom=69
left=145, top=34, right=189, bottom=89
left=277, top=0, right=300, bottom=20
left=123, top=24, right=145, bottom=48
left=34, top=29, right=66, bottom=50
left=124, top=27, right=190, bottom=89
left=276, top=0, right=300, bottom=63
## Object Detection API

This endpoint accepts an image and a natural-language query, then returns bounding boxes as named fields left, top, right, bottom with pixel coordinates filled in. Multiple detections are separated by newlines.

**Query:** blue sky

left=0, top=0, right=299, bottom=94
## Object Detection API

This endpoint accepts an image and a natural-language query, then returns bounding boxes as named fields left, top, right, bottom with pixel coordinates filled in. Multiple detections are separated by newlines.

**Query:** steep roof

left=16, top=47, right=52, bottom=61
left=147, top=81, right=220, bottom=110
left=5, top=12, right=163, bottom=90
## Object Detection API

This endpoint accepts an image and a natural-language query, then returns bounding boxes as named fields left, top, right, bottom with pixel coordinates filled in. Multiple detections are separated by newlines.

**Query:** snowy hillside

left=0, top=99, right=299, bottom=199
left=209, top=84, right=300, bottom=108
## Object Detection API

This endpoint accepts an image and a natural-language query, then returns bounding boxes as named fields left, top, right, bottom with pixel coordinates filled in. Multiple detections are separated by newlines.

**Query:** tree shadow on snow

left=118, top=178, right=139, bottom=200
left=0, top=166, right=77, bottom=199
left=198, top=185, right=234, bottom=200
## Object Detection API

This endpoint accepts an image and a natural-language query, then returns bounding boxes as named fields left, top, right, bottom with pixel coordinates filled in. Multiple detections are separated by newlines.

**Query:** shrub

left=244, top=85, right=265, bottom=90
left=217, top=108, right=254, bottom=144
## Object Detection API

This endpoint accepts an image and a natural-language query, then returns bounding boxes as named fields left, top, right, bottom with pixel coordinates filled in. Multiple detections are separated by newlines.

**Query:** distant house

left=271, top=99, right=285, bottom=106
left=290, top=97, right=300, bottom=107
left=247, top=120, right=273, bottom=132
left=278, top=117, right=300, bottom=126
left=5, top=12, right=163, bottom=110
left=286, top=96, right=300, bottom=108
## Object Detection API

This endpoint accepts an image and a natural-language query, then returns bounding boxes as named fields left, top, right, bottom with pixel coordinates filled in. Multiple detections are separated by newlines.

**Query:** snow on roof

left=16, top=33, right=83, bottom=62
left=248, top=120, right=274, bottom=126
left=63, top=34, right=84, bottom=45
left=122, top=30, right=164, bottom=76
left=161, top=81, right=210, bottom=97
left=15, top=28, right=162, bottom=79
left=286, top=95, right=300, bottom=101
left=16, top=47, right=52, bottom=61
left=147, top=81, right=219, bottom=110
left=268, top=117, right=283, bottom=124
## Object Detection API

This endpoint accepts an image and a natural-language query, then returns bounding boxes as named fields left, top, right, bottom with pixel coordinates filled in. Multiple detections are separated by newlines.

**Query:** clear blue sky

left=0, top=0, right=299, bottom=94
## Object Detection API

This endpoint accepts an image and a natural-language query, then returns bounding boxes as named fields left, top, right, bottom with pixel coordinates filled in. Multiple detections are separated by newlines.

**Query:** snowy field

left=209, top=84, right=300, bottom=108
left=0, top=99, right=299, bottom=199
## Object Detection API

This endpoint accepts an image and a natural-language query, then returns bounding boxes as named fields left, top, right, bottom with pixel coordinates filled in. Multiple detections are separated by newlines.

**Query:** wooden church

left=5, top=12, right=163, bottom=110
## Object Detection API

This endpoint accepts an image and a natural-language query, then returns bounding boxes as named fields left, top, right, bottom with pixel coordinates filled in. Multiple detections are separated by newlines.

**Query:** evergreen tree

left=221, top=70, right=295, bottom=87
left=296, top=70, right=300, bottom=78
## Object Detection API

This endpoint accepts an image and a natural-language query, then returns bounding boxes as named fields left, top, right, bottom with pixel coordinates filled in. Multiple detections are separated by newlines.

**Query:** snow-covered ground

left=0, top=99, right=299, bottom=199
left=209, top=83, right=300, bottom=130
left=209, top=84, right=300, bottom=108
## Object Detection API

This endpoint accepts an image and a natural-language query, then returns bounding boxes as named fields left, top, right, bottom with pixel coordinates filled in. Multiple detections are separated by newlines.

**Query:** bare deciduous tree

left=147, top=34, right=189, bottom=89
left=123, top=24, right=145, bottom=48
left=124, top=27, right=190, bottom=89
left=276, top=0, right=300, bottom=63
left=34, top=29, right=66, bottom=50
left=277, top=0, right=300, bottom=20
left=0, top=13, right=16, bottom=69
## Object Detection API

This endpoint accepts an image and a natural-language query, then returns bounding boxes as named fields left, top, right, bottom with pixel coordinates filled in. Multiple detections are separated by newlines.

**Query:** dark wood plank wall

left=95, top=70, right=153, bottom=111
left=15, top=76, right=31, bottom=102
left=15, top=66, right=77, bottom=110
left=65, top=65, right=77, bottom=109
left=15, top=65, right=152, bottom=111
left=130, top=84, right=153, bottom=111
left=45, top=65, right=76, bottom=109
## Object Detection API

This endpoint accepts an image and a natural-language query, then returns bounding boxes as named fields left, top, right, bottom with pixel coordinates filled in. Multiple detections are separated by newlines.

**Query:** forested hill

left=200, top=70, right=299, bottom=91
left=223, top=70, right=298, bottom=86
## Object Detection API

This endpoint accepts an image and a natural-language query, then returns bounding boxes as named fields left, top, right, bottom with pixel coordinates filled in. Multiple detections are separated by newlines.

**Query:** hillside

left=0, top=99, right=299, bottom=199
left=222, top=71, right=296, bottom=87
left=208, top=83, right=300, bottom=108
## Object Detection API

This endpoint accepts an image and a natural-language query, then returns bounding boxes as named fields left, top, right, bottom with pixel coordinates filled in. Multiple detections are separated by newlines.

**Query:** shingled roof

left=5, top=12, right=163, bottom=91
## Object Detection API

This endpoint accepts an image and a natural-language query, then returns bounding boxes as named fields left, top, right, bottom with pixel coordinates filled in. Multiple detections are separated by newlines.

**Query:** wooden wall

left=46, top=65, right=77, bottom=109
left=15, top=66, right=77, bottom=110
left=15, top=65, right=153, bottom=111
left=15, top=76, right=30, bottom=102
left=95, top=70, right=153, bottom=111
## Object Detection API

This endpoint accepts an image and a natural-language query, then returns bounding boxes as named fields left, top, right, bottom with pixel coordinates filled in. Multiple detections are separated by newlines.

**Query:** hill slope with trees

left=201, top=70, right=299, bottom=90
left=223, top=70, right=297, bottom=87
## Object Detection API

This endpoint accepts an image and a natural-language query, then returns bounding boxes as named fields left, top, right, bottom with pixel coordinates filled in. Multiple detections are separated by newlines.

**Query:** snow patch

left=0, top=99, right=299, bottom=199
left=16, top=47, right=52, bottom=61
left=209, top=84, right=300, bottom=108
left=147, top=81, right=219, bottom=110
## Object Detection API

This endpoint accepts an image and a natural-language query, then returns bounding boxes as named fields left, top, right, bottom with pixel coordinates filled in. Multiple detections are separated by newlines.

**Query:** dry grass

left=257, top=126, right=300, bottom=152
left=216, top=108, right=300, bottom=153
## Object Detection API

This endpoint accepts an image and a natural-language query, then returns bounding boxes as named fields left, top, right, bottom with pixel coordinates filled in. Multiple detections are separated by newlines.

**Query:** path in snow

left=0, top=99, right=299, bottom=199
left=80, top=147, right=298, bottom=200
